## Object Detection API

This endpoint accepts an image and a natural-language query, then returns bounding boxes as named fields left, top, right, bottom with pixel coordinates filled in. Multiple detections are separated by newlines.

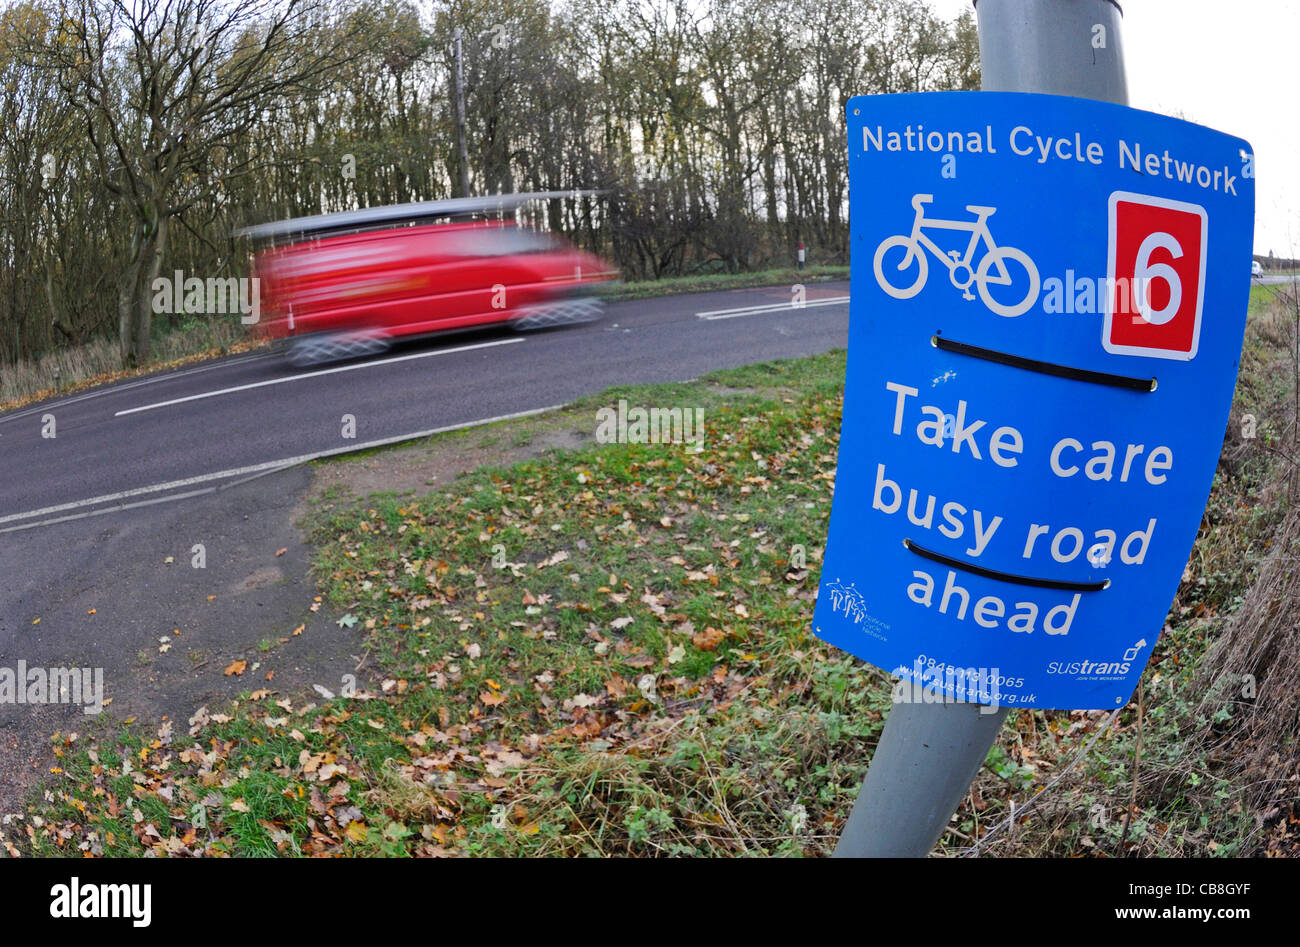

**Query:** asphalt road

left=0, top=281, right=849, bottom=527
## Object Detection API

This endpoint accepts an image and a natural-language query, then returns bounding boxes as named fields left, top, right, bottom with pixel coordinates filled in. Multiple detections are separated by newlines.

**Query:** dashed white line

left=113, top=337, right=524, bottom=417
left=695, top=295, right=850, bottom=320
left=0, top=404, right=564, bottom=531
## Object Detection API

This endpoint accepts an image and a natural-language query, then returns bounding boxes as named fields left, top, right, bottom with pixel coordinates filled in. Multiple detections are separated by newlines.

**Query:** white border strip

left=0, top=404, right=564, bottom=531
left=113, top=337, right=524, bottom=417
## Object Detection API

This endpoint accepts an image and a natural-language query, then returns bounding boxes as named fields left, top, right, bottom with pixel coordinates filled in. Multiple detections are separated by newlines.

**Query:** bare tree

left=40, top=0, right=356, bottom=365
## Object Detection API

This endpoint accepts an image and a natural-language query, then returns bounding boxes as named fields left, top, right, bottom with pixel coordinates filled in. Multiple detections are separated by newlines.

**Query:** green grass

left=0, top=322, right=263, bottom=416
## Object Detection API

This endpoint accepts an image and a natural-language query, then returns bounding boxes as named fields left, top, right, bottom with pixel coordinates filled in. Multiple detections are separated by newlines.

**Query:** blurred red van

left=237, top=193, right=618, bottom=366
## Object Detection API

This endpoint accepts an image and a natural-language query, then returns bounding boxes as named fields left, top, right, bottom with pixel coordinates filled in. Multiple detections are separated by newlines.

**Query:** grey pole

left=976, top=0, right=1128, bottom=102
left=832, top=0, right=1129, bottom=858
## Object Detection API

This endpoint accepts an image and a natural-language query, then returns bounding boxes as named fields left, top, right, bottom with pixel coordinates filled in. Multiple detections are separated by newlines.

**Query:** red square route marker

left=1104, top=191, right=1208, bottom=361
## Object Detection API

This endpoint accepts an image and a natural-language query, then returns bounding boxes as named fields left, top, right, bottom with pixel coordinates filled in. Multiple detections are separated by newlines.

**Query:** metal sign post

left=833, top=1, right=1131, bottom=857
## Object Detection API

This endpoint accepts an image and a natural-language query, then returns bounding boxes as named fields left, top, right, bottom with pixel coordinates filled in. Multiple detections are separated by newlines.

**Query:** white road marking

left=0, top=404, right=564, bottom=530
left=695, top=295, right=850, bottom=320
left=0, top=487, right=221, bottom=535
left=113, top=337, right=524, bottom=417
left=0, top=351, right=276, bottom=427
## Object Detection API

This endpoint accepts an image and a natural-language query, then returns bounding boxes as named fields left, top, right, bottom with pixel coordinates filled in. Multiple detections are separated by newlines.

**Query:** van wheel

left=286, top=333, right=391, bottom=367
left=513, top=298, right=604, bottom=331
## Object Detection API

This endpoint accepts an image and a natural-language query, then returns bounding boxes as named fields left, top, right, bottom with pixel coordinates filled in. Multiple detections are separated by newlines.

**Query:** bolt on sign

left=814, top=92, right=1255, bottom=709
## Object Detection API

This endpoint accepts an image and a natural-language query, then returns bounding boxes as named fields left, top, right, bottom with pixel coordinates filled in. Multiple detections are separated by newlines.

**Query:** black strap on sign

left=932, top=334, right=1157, bottom=393
left=903, top=538, right=1110, bottom=592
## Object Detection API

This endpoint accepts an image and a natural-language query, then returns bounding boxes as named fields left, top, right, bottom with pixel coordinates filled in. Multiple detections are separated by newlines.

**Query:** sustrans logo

left=1046, top=659, right=1132, bottom=676
left=1047, top=637, right=1148, bottom=678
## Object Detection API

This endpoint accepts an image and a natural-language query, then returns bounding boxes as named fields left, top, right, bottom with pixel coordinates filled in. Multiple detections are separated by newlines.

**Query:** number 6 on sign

left=1104, top=191, right=1208, bottom=360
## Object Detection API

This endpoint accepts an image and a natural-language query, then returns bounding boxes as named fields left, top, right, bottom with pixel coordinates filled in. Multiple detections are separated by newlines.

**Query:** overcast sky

left=928, top=0, right=1298, bottom=256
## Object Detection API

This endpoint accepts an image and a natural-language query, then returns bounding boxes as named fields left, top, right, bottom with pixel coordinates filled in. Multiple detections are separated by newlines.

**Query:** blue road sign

left=813, top=92, right=1255, bottom=709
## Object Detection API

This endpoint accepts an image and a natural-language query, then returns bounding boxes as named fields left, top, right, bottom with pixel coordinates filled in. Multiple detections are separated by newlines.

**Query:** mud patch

left=303, top=411, right=593, bottom=513
left=233, top=565, right=284, bottom=593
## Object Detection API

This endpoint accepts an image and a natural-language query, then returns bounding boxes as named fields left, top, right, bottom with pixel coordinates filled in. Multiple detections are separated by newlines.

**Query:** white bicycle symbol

left=873, top=194, right=1041, bottom=318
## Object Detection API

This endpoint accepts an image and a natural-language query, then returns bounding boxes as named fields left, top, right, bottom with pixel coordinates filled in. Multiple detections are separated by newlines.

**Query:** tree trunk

left=118, top=209, right=167, bottom=367
left=118, top=238, right=142, bottom=367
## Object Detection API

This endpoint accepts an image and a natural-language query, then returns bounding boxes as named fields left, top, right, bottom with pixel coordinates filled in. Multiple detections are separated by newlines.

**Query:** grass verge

left=605, top=265, right=848, bottom=301
left=0, top=318, right=263, bottom=415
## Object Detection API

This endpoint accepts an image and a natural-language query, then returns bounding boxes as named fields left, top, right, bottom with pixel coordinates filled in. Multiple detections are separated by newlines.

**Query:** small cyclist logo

left=873, top=194, right=1041, bottom=317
